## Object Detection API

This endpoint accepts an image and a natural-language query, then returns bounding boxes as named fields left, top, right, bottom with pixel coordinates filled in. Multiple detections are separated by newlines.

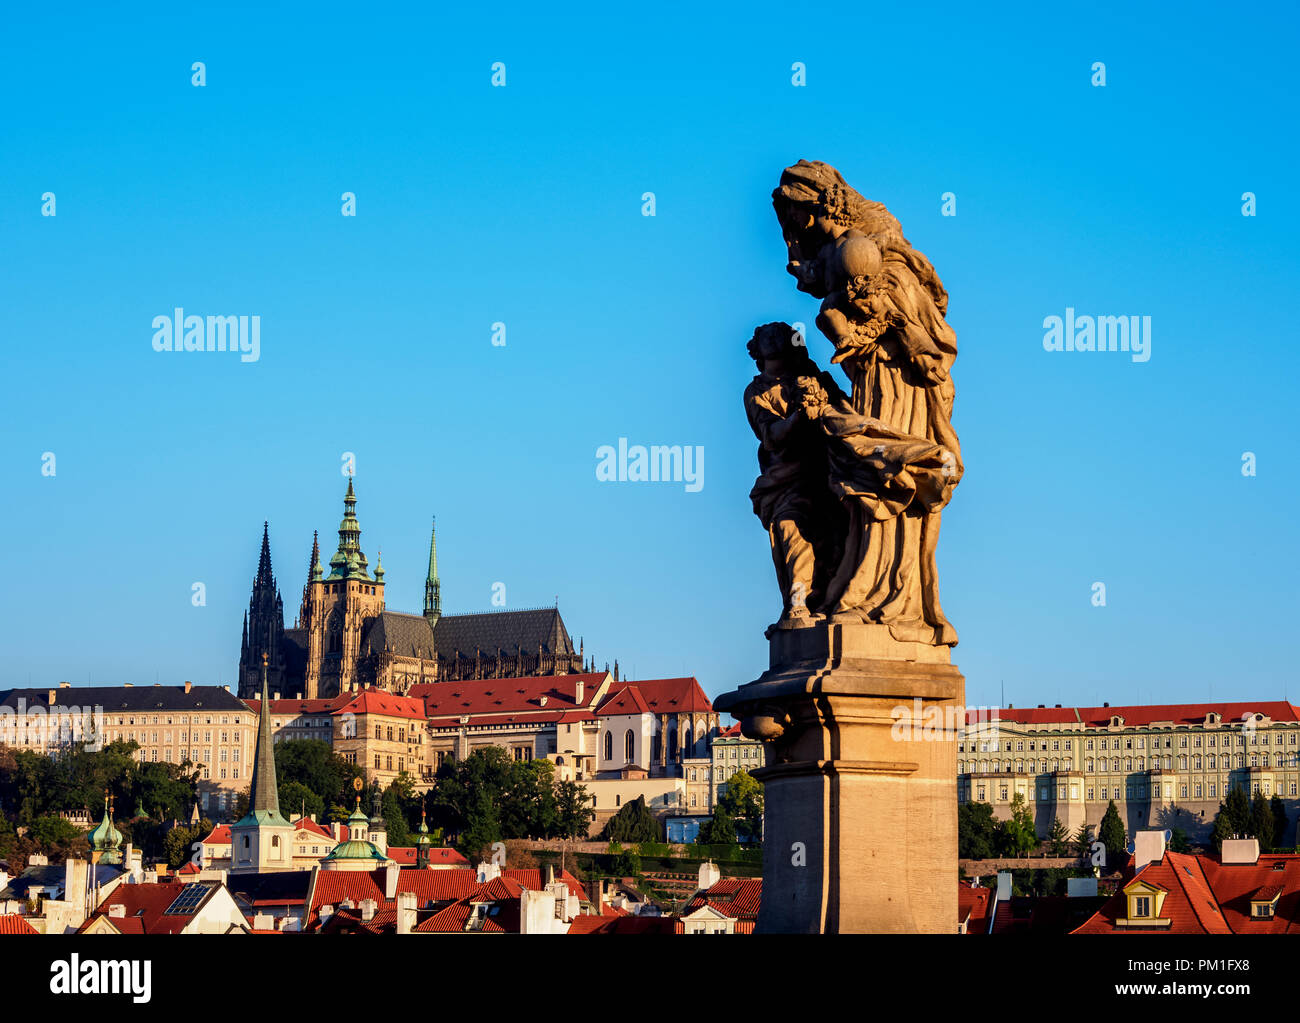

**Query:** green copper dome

left=88, top=796, right=123, bottom=864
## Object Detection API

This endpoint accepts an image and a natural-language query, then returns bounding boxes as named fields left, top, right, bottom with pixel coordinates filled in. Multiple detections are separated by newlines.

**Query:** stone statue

left=750, top=160, right=963, bottom=647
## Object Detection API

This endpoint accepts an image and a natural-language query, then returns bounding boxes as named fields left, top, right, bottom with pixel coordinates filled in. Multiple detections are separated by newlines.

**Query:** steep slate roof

left=599, top=678, right=713, bottom=716
left=1, top=862, right=123, bottom=901
left=226, top=870, right=313, bottom=908
left=981, top=701, right=1300, bottom=728
left=243, top=695, right=352, bottom=715
left=360, top=612, right=437, bottom=660
left=0, top=684, right=248, bottom=713
left=431, top=607, right=576, bottom=659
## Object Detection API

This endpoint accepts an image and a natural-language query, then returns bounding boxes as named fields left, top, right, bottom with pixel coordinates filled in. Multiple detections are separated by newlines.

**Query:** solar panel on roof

left=164, top=882, right=213, bottom=915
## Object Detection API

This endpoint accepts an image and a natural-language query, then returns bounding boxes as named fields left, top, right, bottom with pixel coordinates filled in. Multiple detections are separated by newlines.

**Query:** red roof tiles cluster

left=599, top=678, right=713, bottom=716
left=79, top=882, right=231, bottom=935
left=0, top=914, right=38, bottom=935
left=680, top=877, right=762, bottom=924
left=1074, top=850, right=1300, bottom=934
left=979, top=701, right=1300, bottom=728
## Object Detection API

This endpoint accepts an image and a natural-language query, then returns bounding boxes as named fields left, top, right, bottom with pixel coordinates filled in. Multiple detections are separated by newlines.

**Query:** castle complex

left=237, top=479, right=588, bottom=700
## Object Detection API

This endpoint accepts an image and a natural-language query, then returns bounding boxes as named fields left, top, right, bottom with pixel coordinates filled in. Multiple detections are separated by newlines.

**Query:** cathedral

left=237, top=479, right=590, bottom=699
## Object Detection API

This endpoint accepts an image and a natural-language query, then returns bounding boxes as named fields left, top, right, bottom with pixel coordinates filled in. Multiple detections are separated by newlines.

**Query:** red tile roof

left=681, top=877, right=761, bottom=921
left=981, top=701, right=1300, bottom=728
left=412, top=674, right=606, bottom=721
left=292, top=817, right=335, bottom=841
left=599, top=687, right=653, bottom=716
left=1073, top=851, right=1242, bottom=934
left=201, top=824, right=231, bottom=845
left=0, top=914, right=38, bottom=935
left=599, top=678, right=713, bottom=716
left=334, top=690, right=426, bottom=721
left=304, top=865, right=579, bottom=930
left=569, top=914, right=676, bottom=934
left=80, top=881, right=234, bottom=935
left=958, top=880, right=993, bottom=934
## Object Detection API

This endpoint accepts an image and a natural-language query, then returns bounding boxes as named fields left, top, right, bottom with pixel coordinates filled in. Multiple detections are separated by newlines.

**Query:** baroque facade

left=237, top=479, right=589, bottom=700
left=958, top=701, right=1300, bottom=846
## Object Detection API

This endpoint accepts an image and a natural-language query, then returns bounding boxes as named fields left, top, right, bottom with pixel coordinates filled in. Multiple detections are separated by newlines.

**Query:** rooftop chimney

left=396, top=891, right=417, bottom=935
left=59, top=682, right=71, bottom=688
left=184, top=681, right=193, bottom=694
left=47, top=690, right=56, bottom=705
left=1221, top=838, right=1261, bottom=865
left=996, top=872, right=1012, bottom=902
left=575, top=677, right=585, bottom=704
left=384, top=862, right=400, bottom=900
left=698, top=860, right=721, bottom=891
left=359, top=898, right=377, bottom=922
left=108, top=904, right=126, bottom=918
left=1132, top=829, right=1168, bottom=873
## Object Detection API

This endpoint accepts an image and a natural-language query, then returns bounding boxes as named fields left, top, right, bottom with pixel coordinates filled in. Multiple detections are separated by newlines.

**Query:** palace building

left=237, top=479, right=589, bottom=701
left=958, top=701, right=1300, bottom=846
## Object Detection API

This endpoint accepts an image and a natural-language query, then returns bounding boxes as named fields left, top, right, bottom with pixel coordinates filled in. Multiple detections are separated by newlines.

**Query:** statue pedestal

left=714, top=622, right=964, bottom=933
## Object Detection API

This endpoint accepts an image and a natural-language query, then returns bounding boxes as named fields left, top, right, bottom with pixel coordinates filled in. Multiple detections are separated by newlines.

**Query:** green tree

left=999, top=793, right=1037, bottom=856
left=1168, top=827, right=1191, bottom=853
left=278, top=780, right=324, bottom=824
left=1249, top=791, right=1275, bottom=851
left=697, top=804, right=738, bottom=845
left=958, top=802, right=999, bottom=859
left=1073, top=822, right=1093, bottom=860
left=554, top=781, right=595, bottom=839
left=1098, top=800, right=1126, bottom=867
left=600, top=795, right=662, bottom=844
left=1046, top=817, right=1070, bottom=856
left=1210, top=785, right=1251, bottom=852
left=717, top=771, right=764, bottom=843
left=1270, top=794, right=1288, bottom=850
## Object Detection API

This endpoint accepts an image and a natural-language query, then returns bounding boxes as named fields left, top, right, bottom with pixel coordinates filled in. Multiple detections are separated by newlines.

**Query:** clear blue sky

left=2, top=2, right=1296, bottom=712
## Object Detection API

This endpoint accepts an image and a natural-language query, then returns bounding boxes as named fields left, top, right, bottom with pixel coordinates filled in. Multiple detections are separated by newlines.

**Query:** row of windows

left=961, top=751, right=1300, bottom=774
left=962, top=731, right=1298, bottom=754
left=968, top=779, right=1299, bottom=802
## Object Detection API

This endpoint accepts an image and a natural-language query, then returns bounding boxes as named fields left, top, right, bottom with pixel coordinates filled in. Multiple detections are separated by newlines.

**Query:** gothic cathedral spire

left=238, top=522, right=287, bottom=699
left=424, top=516, right=441, bottom=623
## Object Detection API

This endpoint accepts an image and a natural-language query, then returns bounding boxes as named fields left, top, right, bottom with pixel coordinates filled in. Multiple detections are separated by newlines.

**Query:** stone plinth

left=714, top=621, right=964, bottom=933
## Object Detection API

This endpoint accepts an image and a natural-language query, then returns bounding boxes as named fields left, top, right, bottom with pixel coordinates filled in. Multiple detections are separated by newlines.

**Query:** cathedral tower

left=301, top=478, right=385, bottom=698
left=238, top=523, right=288, bottom=699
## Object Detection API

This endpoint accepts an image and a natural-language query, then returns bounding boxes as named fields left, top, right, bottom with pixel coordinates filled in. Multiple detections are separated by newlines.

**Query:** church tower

left=238, top=523, right=288, bottom=699
left=423, top=517, right=441, bottom=624
left=230, top=654, right=294, bottom=874
left=301, top=478, right=385, bottom=698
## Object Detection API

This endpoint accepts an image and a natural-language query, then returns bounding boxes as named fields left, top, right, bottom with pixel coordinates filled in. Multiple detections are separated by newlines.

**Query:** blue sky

left=1, top=2, right=1296, bottom=712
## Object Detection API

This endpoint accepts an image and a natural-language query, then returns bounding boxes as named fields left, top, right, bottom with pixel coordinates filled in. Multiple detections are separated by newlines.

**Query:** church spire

left=424, top=517, right=441, bottom=623
left=256, top=521, right=273, bottom=586
left=308, top=530, right=322, bottom=582
left=245, top=653, right=288, bottom=824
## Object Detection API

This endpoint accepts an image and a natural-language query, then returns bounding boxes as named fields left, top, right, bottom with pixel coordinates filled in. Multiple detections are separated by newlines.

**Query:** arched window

left=683, top=725, right=693, bottom=758
left=603, top=731, right=613, bottom=761
left=625, top=730, right=635, bottom=762
left=667, top=726, right=678, bottom=761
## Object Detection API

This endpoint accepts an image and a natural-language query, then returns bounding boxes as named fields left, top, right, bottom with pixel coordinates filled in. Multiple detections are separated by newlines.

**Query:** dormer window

left=1132, top=896, right=1150, bottom=917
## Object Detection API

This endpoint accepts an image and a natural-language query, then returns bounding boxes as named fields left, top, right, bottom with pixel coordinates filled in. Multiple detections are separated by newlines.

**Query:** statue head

left=748, top=322, right=818, bottom=378
left=772, top=160, right=949, bottom=315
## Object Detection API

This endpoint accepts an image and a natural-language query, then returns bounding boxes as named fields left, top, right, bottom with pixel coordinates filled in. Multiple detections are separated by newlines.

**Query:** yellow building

left=958, top=700, right=1300, bottom=845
